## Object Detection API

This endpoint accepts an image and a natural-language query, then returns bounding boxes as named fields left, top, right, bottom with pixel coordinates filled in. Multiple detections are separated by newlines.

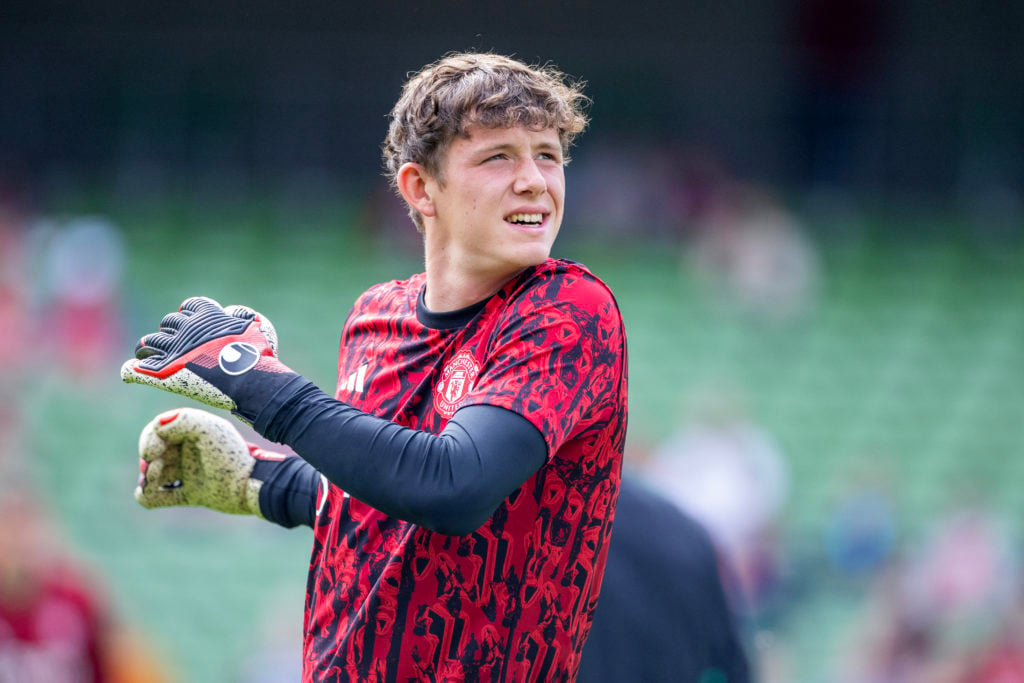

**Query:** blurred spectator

left=834, top=560, right=947, bottom=683
left=686, top=183, right=821, bottom=324
left=822, top=461, right=898, bottom=580
left=0, top=204, right=30, bottom=376
left=835, top=493, right=1021, bottom=683
left=570, top=139, right=693, bottom=243
left=641, top=384, right=789, bottom=618
left=0, top=488, right=154, bottom=682
left=667, top=142, right=734, bottom=241
left=37, top=216, right=127, bottom=379
left=957, top=589, right=1024, bottom=683
left=903, top=496, right=1019, bottom=645
left=578, top=476, right=751, bottom=682
left=0, top=486, right=172, bottom=683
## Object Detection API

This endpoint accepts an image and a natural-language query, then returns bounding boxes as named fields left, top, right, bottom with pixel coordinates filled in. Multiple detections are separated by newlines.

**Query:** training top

left=299, top=258, right=627, bottom=682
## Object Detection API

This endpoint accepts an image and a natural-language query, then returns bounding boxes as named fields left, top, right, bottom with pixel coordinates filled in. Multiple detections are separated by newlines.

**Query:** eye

left=537, top=152, right=561, bottom=163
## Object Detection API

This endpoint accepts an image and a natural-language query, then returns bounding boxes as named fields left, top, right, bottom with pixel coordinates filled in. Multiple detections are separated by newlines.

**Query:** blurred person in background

left=821, top=459, right=898, bottom=582
left=0, top=486, right=168, bottom=683
left=686, top=182, right=820, bottom=325
left=0, top=198, right=33, bottom=383
left=121, top=52, right=627, bottom=682
left=578, top=475, right=751, bottom=682
left=642, top=383, right=789, bottom=621
left=834, top=558, right=946, bottom=683
left=0, top=490, right=109, bottom=682
left=38, top=216, right=127, bottom=379
left=833, top=488, right=1021, bottom=683
left=901, top=491, right=1019, bottom=665
left=956, top=586, right=1024, bottom=683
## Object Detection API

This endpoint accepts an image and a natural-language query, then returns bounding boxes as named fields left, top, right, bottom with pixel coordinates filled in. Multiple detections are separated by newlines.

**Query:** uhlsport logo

left=434, top=350, right=480, bottom=418
left=218, top=342, right=260, bottom=375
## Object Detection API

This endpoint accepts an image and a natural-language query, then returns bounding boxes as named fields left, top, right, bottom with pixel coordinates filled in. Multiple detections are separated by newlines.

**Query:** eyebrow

left=475, top=140, right=562, bottom=157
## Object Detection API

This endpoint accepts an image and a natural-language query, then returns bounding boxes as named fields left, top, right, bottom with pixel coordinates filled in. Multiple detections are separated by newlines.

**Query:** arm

left=133, top=400, right=547, bottom=535
left=122, top=296, right=547, bottom=534
left=254, top=379, right=547, bottom=535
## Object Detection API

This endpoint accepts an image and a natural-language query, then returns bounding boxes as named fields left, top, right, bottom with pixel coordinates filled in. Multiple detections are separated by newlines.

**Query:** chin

left=515, top=246, right=554, bottom=268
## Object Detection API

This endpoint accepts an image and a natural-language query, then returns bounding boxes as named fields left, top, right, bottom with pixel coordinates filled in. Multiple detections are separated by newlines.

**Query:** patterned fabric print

left=305, top=260, right=628, bottom=682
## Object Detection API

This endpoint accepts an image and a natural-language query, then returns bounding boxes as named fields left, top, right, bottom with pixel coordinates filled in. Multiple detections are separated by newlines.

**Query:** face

left=419, top=124, right=566, bottom=289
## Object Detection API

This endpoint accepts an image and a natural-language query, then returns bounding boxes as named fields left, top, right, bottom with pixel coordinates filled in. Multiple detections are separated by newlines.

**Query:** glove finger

left=179, top=296, right=224, bottom=315
left=152, top=408, right=244, bottom=454
left=225, top=304, right=277, bottom=354
left=224, top=304, right=256, bottom=321
left=133, top=342, right=162, bottom=360
left=145, top=409, right=197, bottom=444
left=135, top=331, right=178, bottom=357
left=258, top=315, right=279, bottom=355
left=120, top=358, right=145, bottom=383
left=136, top=449, right=186, bottom=505
left=121, top=357, right=168, bottom=386
left=119, top=362, right=236, bottom=410
left=135, top=479, right=186, bottom=509
left=139, top=418, right=185, bottom=487
left=138, top=416, right=171, bottom=461
left=159, top=311, right=191, bottom=332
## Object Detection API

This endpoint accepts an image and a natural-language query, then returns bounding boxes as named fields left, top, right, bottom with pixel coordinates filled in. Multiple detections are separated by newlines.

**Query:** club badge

left=434, top=350, right=480, bottom=418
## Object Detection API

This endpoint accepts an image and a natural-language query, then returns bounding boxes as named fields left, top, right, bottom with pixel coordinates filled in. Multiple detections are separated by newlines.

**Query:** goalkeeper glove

left=120, top=296, right=299, bottom=424
left=135, top=407, right=284, bottom=515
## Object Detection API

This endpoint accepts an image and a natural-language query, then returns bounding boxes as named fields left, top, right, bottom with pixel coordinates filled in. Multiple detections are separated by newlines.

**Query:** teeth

left=507, top=213, right=543, bottom=225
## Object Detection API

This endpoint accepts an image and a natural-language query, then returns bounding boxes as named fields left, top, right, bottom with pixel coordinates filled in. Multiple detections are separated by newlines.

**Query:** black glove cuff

left=187, top=361, right=305, bottom=424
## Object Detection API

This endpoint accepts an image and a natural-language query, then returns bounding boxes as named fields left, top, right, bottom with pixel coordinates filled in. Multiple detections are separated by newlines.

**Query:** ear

left=396, top=162, right=437, bottom=218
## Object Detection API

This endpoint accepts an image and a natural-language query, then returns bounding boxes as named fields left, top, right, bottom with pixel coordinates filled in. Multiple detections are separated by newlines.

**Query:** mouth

left=504, top=212, right=547, bottom=228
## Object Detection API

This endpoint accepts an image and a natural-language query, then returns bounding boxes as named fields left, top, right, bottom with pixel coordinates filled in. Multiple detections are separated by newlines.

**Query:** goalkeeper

left=123, top=52, right=628, bottom=683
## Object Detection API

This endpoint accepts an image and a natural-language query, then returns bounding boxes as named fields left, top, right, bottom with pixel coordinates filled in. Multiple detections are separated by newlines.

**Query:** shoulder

left=350, top=273, right=425, bottom=317
left=505, top=259, right=621, bottom=318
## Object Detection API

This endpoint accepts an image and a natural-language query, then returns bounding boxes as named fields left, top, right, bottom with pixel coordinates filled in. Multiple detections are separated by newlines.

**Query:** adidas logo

left=342, top=363, right=368, bottom=393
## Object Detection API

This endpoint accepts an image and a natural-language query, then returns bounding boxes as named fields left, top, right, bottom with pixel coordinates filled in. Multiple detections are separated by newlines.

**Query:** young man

left=121, top=53, right=628, bottom=682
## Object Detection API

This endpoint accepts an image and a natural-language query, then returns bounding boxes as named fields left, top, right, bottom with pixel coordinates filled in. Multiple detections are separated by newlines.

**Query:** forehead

left=452, top=124, right=561, bottom=153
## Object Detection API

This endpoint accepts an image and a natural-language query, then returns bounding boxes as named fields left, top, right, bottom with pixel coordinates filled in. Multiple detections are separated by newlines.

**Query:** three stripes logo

left=343, top=364, right=368, bottom=394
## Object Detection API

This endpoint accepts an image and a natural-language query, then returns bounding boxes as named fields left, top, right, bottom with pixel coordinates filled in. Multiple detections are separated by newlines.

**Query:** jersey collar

left=416, top=286, right=489, bottom=330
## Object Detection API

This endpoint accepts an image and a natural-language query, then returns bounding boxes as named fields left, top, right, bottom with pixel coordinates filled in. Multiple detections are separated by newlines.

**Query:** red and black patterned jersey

left=303, top=258, right=628, bottom=682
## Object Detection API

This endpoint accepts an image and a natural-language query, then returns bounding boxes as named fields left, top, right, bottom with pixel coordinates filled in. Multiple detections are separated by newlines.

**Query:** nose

left=513, top=159, right=547, bottom=195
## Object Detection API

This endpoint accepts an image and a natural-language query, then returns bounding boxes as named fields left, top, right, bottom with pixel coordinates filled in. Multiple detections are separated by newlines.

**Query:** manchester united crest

left=434, top=350, right=480, bottom=418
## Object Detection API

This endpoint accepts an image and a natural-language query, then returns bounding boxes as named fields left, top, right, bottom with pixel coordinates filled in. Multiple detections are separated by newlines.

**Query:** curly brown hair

left=382, top=52, right=590, bottom=230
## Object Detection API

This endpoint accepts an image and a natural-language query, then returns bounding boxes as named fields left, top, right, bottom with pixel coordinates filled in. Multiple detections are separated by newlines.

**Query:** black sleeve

left=252, top=456, right=320, bottom=529
left=251, top=377, right=548, bottom=536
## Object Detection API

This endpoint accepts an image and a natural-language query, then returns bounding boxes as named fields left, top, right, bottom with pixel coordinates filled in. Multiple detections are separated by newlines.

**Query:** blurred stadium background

left=2, top=2, right=1022, bottom=681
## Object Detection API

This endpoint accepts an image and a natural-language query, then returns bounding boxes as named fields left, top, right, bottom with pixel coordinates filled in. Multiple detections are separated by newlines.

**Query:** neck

left=423, top=260, right=514, bottom=312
